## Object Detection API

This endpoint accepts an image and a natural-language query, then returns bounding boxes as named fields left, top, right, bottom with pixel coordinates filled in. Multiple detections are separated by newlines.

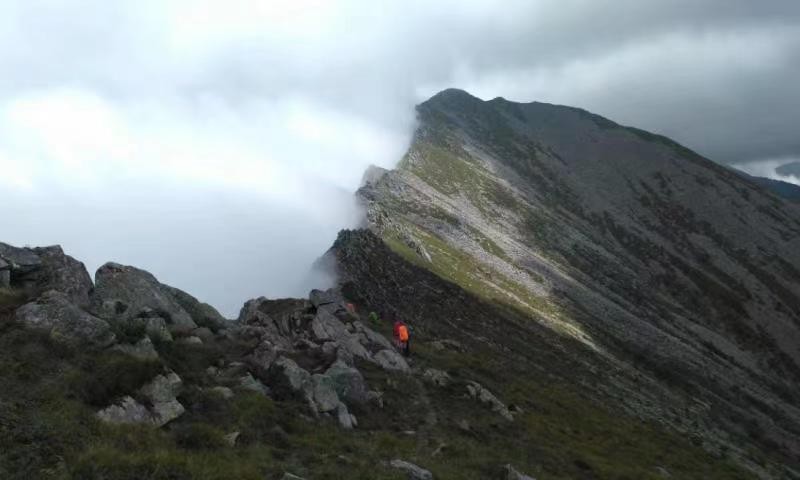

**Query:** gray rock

left=325, top=360, right=369, bottom=405
left=90, top=262, right=196, bottom=331
left=310, top=310, right=370, bottom=360
left=138, top=372, right=185, bottom=427
left=96, top=396, right=152, bottom=424
left=423, top=368, right=451, bottom=387
left=280, top=473, right=306, bottom=480
left=0, top=242, right=41, bottom=274
left=163, top=285, right=228, bottom=331
left=336, top=401, right=355, bottom=429
left=142, top=316, right=173, bottom=342
left=311, top=374, right=340, bottom=413
left=373, top=349, right=410, bottom=372
left=15, top=290, right=116, bottom=347
left=466, top=381, right=513, bottom=421
left=112, top=336, right=159, bottom=361
left=269, top=357, right=313, bottom=409
left=503, top=464, right=536, bottom=480
left=389, top=459, right=433, bottom=480
left=353, top=320, right=394, bottom=350
left=237, top=373, right=270, bottom=396
left=31, top=245, right=93, bottom=307
left=309, top=288, right=341, bottom=308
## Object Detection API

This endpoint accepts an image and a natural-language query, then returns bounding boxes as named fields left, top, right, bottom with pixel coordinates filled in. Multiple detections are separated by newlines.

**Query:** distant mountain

left=739, top=171, right=800, bottom=202
left=359, top=88, right=800, bottom=477
left=777, top=161, right=800, bottom=177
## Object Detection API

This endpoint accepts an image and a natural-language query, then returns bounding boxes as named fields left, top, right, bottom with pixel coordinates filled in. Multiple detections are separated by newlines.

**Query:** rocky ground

left=0, top=236, right=759, bottom=479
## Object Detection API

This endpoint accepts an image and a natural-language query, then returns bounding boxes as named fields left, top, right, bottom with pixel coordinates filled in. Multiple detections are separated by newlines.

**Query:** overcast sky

left=2, top=0, right=799, bottom=315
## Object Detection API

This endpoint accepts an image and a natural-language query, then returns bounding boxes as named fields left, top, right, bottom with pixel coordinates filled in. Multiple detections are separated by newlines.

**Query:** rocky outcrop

left=373, top=349, right=410, bottom=372
left=466, top=382, right=513, bottom=421
left=163, top=285, right=228, bottom=331
left=97, top=372, right=185, bottom=427
left=0, top=242, right=41, bottom=290
left=15, top=290, right=116, bottom=347
left=111, top=336, right=159, bottom=361
left=31, top=246, right=93, bottom=307
left=90, top=262, right=196, bottom=332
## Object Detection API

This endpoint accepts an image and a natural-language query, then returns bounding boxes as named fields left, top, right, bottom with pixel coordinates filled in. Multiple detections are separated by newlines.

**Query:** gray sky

left=2, top=0, right=798, bottom=315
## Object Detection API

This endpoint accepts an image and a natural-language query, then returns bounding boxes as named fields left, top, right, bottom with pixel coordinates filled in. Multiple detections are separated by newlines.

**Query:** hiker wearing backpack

left=393, top=319, right=410, bottom=357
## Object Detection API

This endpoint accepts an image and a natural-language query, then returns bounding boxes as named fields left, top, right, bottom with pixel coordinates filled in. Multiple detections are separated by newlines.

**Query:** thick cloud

left=2, top=1, right=798, bottom=314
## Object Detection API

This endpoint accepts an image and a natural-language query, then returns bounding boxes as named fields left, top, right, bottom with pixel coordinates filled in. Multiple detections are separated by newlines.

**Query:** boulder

left=373, top=349, right=410, bottom=372
left=324, top=360, right=369, bottom=405
left=162, top=285, right=228, bottom=331
left=96, top=396, right=152, bottom=425
left=311, top=374, right=340, bottom=413
left=237, top=297, right=294, bottom=349
left=269, top=356, right=313, bottom=406
left=111, top=336, right=159, bottom=361
left=503, top=464, right=536, bottom=480
left=310, top=310, right=370, bottom=360
left=138, top=372, right=185, bottom=427
left=15, top=290, right=116, bottom=347
left=177, top=335, right=203, bottom=345
left=237, top=373, right=270, bottom=396
left=353, top=321, right=393, bottom=350
left=0, top=242, right=41, bottom=277
left=31, top=245, right=93, bottom=307
left=336, top=401, right=356, bottom=429
left=466, top=381, right=513, bottom=421
left=210, top=386, right=235, bottom=399
left=389, top=459, right=433, bottom=480
left=90, top=262, right=196, bottom=331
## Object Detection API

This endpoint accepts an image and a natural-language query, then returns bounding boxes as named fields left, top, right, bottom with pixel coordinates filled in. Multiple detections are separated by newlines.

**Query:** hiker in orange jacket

left=394, top=320, right=410, bottom=357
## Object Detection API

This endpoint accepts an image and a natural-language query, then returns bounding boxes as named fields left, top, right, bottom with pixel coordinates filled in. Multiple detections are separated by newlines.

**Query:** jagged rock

left=15, top=290, right=116, bottom=347
left=96, top=396, right=152, bottom=425
left=237, top=297, right=294, bottom=349
left=466, top=381, right=513, bottom=421
left=325, top=360, right=369, bottom=405
left=373, top=349, right=410, bottom=372
left=246, top=341, right=280, bottom=381
left=30, top=245, right=93, bottom=307
left=430, top=339, right=465, bottom=353
left=311, top=309, right=370, bottom=360
left=90, top=262, right=196, bottom=331
left=311, top=374, right=340, bottom=413
left=503, top=464, right=536, bottom=480
left=138, top=372, right=185, bottom=427
left=389, top=459, right=433, bottom=480
left=423, top=368, right=451, bottom=387
left=162, top=285, right=228, bottom=331
left=0, top=242, right=41, bottom=277
left=112, top=336, right=159, bottom=361
left=210, top=386, right=235, bottom=399
left=309, top=288, right=341, bottom=309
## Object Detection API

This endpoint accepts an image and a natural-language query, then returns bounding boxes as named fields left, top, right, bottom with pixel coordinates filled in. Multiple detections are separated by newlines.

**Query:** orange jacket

left=398, top=324, right=409, bottom=342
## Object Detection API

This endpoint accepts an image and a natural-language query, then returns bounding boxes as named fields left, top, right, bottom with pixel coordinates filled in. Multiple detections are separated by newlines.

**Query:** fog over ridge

left=2, top=0, right=798, bottom=315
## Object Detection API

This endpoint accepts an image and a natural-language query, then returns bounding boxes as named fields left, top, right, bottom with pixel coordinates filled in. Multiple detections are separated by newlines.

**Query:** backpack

left=398, top=324, right=409, bottom=342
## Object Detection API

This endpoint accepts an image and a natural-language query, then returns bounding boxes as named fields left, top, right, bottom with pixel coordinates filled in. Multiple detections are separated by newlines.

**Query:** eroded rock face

left=15, top=290, right=116, bottom=347
left=90, top=262, right=196, bottom=331
left=163, top=285, right=228, bottom=331
left=374, top=349, right=410, bottom=373
left=31, top=246, right=93, bottom=308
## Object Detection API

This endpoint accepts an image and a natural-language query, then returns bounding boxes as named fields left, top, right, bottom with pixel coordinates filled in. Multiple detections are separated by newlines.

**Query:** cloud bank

left=2, top=0, right=798, bottom=314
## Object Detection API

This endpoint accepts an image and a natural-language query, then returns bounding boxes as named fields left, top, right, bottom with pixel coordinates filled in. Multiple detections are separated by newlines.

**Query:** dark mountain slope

left=359, top=89, right=800, bottom=476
